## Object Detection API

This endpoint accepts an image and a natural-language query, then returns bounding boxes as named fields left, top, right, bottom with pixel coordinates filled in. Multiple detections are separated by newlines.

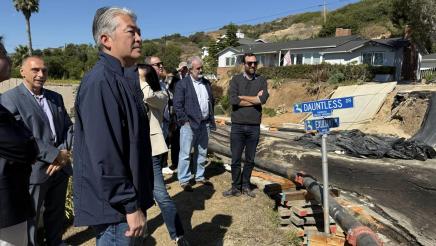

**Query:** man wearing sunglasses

left=223, top=53, right=269, bottom=198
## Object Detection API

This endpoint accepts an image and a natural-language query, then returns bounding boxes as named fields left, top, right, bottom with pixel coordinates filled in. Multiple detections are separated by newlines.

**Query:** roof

left=320, top=38, right=408, bottom=54
left=233, top=35, right=360, bottom=55
left=423, top=53, right=436, bottom=61
left=216, top=46, right=240, bottom=57
left=238, top=38, right=262, bottom=45
left=374, top=37, right=409, bottom=48
left=320, top=39, right=368, bottom=54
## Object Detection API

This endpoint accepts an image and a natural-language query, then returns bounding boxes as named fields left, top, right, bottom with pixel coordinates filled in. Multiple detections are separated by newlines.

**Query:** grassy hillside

left=319, top=0, right=398, bottom=38
left=232, top=0, right=398, bottom=40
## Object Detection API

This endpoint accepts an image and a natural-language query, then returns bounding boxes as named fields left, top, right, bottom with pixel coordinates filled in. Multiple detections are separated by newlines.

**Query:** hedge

left=257, top=64, right=396, bottom=82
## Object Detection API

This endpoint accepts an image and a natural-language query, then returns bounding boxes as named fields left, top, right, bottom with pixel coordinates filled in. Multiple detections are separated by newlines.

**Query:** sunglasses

left=245, top=61, right=258, bottom=66
left=151, top=62, right=164, bottom=67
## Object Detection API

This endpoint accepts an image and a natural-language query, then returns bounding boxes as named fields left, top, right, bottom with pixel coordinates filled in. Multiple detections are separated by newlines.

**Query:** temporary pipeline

left=208, top=139, right=382, bottom=246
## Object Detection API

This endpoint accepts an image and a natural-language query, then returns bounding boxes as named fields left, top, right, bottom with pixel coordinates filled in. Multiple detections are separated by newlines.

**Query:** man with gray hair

left=173, top=56, right=216, bottom=191
left=73, top=7, right=154, bottom=245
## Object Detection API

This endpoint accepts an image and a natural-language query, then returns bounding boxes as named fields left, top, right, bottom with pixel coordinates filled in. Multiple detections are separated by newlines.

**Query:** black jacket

left=0, top=104, right=38, bottom=228
left=73, top=52, right=154, bottom=226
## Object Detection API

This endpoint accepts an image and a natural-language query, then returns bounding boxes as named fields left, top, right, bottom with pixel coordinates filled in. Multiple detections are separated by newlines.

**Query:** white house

left=419, top=53, right=436, bottom=80
left=217, top=35, right=415, bottom=81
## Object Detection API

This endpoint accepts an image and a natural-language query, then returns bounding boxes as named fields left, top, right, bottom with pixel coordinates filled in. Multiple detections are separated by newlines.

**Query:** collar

left=190, top=75, right=203, bottom=84
left=24, top=84, right=45, bottom=98
left=99, top=51, right=125, bottom=76
left=243, top=72, right=257, bottom=80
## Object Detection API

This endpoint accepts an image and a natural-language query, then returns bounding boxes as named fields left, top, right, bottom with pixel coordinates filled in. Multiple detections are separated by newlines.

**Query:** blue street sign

left=304, top=117, right=340, bottom=133
left=293, top=96, right=354, bottom=114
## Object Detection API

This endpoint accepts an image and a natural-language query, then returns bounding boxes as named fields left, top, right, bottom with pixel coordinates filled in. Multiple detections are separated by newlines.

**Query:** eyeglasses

left=245, top=61, right=258, bottom=66
left=151, top=62, right=163, bottom=67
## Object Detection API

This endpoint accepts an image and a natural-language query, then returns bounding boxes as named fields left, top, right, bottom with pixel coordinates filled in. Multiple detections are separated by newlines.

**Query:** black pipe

left=208, top=138, right=382, bottom=246
left=291, top=173, right=382, bottom=246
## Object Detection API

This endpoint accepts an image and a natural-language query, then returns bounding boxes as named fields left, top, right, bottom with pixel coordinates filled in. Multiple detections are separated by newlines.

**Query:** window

left=303, top=53, right=312, bottom=64
left=313, top=53, right=321, bottom=64
left=296, top=54, right=303, bottom=64
left=362, top=52, right=384, bottom=66
left=225, top=57, right=236, bottom=66
left=362, top=52, right=372, bottom=65
left=257, top=55, right=266, bottom=66
left=373, top=52, right=384, bottom=65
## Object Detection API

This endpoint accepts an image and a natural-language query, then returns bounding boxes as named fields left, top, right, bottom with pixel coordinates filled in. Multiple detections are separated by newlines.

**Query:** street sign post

left=293, top=97, right=353, bottom=234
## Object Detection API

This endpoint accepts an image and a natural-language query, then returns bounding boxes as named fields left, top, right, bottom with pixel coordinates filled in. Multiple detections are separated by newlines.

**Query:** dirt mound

left=213, top=77, right=433, bottom=138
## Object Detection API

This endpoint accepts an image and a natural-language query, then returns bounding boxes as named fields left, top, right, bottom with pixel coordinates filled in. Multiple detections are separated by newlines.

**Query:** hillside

left=236, top=0, right=399, bottom=41
left=158, top=0, right=402, bottom=59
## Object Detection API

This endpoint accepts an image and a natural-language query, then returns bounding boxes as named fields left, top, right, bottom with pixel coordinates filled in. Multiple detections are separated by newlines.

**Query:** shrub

left=263, top=107, right=277, bottom=117
left=328, top=72, right=345, bottom=84
left=257, top=64, right=394, bottom=83
left=215, top=94, right=232, bottom=116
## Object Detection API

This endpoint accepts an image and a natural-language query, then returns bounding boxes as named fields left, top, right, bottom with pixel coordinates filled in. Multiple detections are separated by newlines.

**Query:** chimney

left=335, top=28, right=352, bottom=37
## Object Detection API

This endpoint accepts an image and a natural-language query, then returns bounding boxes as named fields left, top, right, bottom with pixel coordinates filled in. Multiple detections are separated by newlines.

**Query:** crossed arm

left=238, top=90, right=263, bottom=106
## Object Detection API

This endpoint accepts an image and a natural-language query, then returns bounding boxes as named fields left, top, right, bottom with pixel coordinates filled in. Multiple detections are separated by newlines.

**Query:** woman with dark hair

left=138, top=64, right=189, bottom=245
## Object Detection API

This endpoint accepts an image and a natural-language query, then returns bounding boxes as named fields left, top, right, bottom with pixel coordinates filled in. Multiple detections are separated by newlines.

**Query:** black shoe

left=196, top=179, right=213, bottom=186
left=175, top=236, right=190, bottom=246
left=242, top=187, right=256, bottom=198
left=181, top=183, right=193, bottom=192
left=222, top=188, right=242, bottom=197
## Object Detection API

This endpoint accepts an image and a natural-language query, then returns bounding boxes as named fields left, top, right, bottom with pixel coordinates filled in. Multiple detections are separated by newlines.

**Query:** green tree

left=11, top=45, right=29, bottom=67
left=157, top=43, right=181, bottom=73
left=13, top=0, right=40, bottom=56
left=223, top=23, right=240, bottom=48
left=391, top=0, right=436, bottom=52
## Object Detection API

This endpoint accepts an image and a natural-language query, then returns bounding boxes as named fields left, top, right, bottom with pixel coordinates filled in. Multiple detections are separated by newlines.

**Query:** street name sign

left=304, top=117, right=340, bottom=134
left=293, top=96, right=354, bottom=116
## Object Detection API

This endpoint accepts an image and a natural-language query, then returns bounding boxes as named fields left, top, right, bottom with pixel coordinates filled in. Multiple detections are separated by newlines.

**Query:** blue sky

left=0, top=0, right=359, bottom=52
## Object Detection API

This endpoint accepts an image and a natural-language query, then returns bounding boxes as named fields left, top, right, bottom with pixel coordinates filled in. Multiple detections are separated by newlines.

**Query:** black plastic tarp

left=412, top=92, right=436, bottom=148
left=295, top=129, right=436, bottom=161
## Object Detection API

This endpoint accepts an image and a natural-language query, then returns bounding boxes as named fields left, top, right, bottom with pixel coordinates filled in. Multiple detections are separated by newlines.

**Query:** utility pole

left=323, top=0, right=327, bottom=24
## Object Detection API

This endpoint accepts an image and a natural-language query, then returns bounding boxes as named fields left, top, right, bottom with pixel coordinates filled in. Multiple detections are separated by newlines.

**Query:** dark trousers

left=28, top=171, right=68, bottom=246
left=152, top=155, right=184, bottom=240
left=169, top=126, right=180, bottom=169
left=230, top=124, right=260, bottom=190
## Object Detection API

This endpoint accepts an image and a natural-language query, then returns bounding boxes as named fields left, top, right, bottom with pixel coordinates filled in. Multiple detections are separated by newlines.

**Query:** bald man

left=1, top=56, right=73, bottom=246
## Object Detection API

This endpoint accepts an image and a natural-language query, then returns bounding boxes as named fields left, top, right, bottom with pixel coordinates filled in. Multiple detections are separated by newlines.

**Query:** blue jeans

left=93, top=222, right=145, bottom=246
left=177, top=122, right=210, bottom=185
left=230, top=124, right=260, bottom=189
left=152, top=155, right=184, bottom=240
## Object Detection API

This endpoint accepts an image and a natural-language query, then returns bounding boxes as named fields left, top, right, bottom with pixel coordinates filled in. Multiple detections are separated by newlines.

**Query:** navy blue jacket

left=73, top=52, right=154, bottom=226
left=173, top=76, right=216, bottom=130
left=0, top=104, right=38, bottom=229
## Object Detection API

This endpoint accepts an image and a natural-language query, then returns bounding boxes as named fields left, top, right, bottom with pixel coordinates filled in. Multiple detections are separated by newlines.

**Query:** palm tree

left=13, top=0, right=39, bottom=56
left=12, top=45, right=29, bottom=67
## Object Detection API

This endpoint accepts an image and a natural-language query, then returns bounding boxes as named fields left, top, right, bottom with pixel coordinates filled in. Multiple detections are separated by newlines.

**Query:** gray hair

left=187, top=56, right=203, bottom=69
left=92, top=7, right=137, bottom=50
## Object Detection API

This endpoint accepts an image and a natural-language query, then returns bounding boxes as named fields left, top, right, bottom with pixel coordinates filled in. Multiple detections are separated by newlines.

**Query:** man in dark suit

left=73, top=7, right=154, bottom=245
left=173, top=56, right=216, bottom=192
left=1, top=56, right=73, bottom=246
left=0, top=38, right=39, bottom=246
